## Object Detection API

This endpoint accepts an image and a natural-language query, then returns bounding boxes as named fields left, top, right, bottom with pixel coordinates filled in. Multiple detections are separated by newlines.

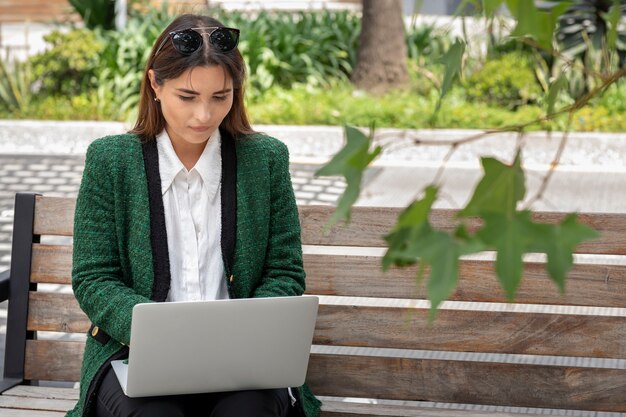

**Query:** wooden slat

left=28, top=246, right=626, bottom=305
left=24, top=340, right=84, bottom=382
left=319, top=399, right=550, bottom=417
left=306, top=354, right=626, bottom=412
left=27, top=292, right=626, bottom=357
left=27, top=293, right=626, bottom=359
left=304, top=254, right=626, bottom=307
left=33, top=197, right=75, bottom=237
left=0, top=409, right=65, bottom=417
left=299, top=206, right=626, bottom=255
left=31, top=199, right=626, bottom=254
left=299, top=206, right=396, bottom=247
left=0, top=395, right=75, bottom=412
left=31, top=244, right=72, bottom=284
left=313, top=305, right=626, bottom=358
left=2, top=385, right=79, bottom=401
left=27, top=292, right=88, bottom=333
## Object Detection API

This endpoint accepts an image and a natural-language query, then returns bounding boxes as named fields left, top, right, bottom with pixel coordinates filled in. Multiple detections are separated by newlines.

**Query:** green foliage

left=381, top=185, right=467, bottom=319
left=550, top=0, right=626, bottom=66
left=96, top=3, right=174, bottom=122
left=0, top=58, right=32, bottom=113
left=406, top=24, right=452, bottom=64
left=214, top=9, right=361, bottom=94
left=314, top=126, right=381, bottom=229
left=28, top=29, right=104, bottom=96
left=69, top=0, right=116, bottom=30
left=322, top=133, right=599, bottom=317
left=506, top=0, right=573, bottom=50
left=2, top=90, right=113, bottom=120
left=465, top=52, right=542, bottom=108
left=531, top=0, right=625, bottom=99
left=244, top=79, right=624, bottom=131
left=214, top=8, right=452, bottom=95
left=435, top=39, right=465, bottom=115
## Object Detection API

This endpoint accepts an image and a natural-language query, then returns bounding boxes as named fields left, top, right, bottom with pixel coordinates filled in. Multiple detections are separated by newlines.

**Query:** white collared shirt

left=156, top=129, right=229, bottom=302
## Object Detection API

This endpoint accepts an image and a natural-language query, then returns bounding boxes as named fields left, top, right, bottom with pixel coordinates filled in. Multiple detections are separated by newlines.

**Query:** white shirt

left=156, top=129, right=297, bottom=405
left=156, top=129, right=229, bottom=302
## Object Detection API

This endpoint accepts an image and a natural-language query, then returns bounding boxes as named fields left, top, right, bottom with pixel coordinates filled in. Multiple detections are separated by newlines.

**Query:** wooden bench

left=1, top=191, right=625, bottom=416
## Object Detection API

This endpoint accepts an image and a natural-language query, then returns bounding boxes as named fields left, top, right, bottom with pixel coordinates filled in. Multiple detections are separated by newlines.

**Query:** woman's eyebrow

left=175, top=88, right=233, bottom=95
left=176, top=88, right=200, bottom=95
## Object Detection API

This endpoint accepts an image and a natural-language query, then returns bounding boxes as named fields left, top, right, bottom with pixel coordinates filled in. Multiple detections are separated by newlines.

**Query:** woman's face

left=148, top=65, right=234, bottom=148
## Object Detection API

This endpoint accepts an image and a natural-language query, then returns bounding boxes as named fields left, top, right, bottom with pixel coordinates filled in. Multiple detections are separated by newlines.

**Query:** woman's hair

left=131, top=14, right=256, bottom=141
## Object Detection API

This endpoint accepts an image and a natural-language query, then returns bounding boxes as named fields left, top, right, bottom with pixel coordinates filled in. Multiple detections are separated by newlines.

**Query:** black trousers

left=95, top=364, right=292, bottom=417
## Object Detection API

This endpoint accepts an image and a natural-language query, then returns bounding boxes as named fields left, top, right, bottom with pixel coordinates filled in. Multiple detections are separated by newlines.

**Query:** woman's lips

left=190, top=126, right=211, bottom=133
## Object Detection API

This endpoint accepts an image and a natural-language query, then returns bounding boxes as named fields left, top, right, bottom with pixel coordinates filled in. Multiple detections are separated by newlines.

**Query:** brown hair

left=131, top=14, right=256, bottom=141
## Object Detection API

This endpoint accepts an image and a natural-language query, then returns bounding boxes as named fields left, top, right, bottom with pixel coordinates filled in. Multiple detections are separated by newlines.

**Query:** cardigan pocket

left=88, top=323, right=112, bottom=345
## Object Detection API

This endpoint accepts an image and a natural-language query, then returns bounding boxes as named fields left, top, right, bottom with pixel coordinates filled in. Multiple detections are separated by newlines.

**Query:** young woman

left=67, top=13, right=321, bottom=417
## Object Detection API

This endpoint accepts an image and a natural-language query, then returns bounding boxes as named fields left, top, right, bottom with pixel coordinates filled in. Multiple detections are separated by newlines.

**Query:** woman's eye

left=213, top=96, right=227, bottom=101
left=178, top=95, right=194, bottom=101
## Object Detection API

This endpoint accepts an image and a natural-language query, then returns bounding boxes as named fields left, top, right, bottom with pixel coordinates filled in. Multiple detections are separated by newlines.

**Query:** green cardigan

left=67, top=131, right=321, bottom=417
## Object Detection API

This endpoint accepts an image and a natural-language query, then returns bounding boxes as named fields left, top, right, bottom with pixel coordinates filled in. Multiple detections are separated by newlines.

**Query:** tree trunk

left=351, top=0, right=410, bottom=94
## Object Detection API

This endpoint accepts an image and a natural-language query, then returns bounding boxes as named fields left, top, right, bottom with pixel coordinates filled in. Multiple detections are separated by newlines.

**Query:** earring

left=154, top=97, right=160, bottom=102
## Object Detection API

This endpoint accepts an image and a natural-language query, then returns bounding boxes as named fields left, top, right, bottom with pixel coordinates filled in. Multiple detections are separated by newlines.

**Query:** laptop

left=110, top=295, right=319, bottom=397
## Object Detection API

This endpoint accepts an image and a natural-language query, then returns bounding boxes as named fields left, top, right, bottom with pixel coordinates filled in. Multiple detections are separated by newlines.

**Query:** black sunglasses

left=154, top=26, right=240, bottom=56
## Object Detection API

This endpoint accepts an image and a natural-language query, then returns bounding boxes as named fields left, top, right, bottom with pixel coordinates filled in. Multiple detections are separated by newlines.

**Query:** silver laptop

left=111, top=295, right=319, bottom=397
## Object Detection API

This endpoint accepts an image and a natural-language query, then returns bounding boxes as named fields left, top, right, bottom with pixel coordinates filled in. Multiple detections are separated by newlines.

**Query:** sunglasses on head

left=154, top=26, right=240, bottom=56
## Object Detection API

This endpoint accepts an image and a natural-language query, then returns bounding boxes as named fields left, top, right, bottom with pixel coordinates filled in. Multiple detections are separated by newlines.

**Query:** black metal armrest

left=0, top=377, right=22, bottom=393
left=0, top=269, right=9, bottom=303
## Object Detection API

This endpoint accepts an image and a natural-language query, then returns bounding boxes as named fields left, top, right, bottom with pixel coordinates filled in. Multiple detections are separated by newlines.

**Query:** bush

left=0, top=90, right=116, bottom=121
left=464, top=52, right=542, bottom=109
left=214, top=9, right=361, bottom=94
left=28, top=29, right=105, bottom=96
left=96, top=4, right=175, bottom=122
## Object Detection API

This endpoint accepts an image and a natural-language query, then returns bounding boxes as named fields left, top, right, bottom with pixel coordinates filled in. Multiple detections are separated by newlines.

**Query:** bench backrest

left=5, top=193, right=626, bottom=411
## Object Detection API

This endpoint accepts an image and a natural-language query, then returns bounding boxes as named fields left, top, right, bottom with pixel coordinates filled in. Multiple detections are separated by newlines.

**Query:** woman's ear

left=148, top=69, right=161, bottom=99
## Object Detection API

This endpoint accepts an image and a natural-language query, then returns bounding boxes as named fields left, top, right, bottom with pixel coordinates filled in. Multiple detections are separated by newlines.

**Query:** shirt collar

left=156, top=129, right=222, bottom=200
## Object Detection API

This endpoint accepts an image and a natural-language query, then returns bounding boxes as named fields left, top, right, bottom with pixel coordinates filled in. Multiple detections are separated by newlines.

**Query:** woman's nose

left=194, top=102, right=212, bottom=123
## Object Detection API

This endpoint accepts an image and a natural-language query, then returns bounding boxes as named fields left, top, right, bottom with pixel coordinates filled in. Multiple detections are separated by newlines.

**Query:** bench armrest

left=0, top=377, right=22, bottom=393
left=0, top=269, right=8, bottom=303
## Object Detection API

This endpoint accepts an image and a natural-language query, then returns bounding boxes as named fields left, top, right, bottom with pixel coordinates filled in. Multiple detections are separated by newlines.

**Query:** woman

left=67, top=13, right=321, bottom=417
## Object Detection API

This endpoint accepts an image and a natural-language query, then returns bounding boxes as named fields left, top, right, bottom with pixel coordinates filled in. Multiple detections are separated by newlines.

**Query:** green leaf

left=391, top=185, right=438, bottom=231
left=382, top=185, right=439, bottom=270
left=425, top=232, right=459, bottom=320
left=506, top=0, right=571, bottom=50
left=455, top=224, right=488, bottom=255
left=483, top=0, right=504, bottom=17
left=526, top=214, right=599, bottom=293
left=438, top=39, right=466, bottom=104
left=546, top=74, right=568, bottom=115
left=315, top=124, right=381, bottom=229
left=477, top=211, right=532, bottom=300
left=459, top=152, right=526, bottom=218
left=606, top=0, right=621, bottom=49
left=381, top=185, right=460, bottom=318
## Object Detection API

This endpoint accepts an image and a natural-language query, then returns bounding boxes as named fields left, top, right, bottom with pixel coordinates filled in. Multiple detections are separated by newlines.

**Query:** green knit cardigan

left=66, top=132, right=321, bottom=417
